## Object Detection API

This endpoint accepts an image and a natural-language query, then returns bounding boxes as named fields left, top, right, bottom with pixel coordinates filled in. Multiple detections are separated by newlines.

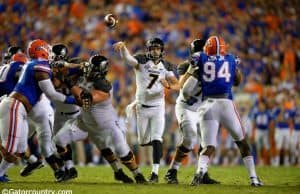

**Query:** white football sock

left=0, top=160, right=13, bottom=176
left=196, top=155, right=209, bottom=174
left=152, top=164, right=159, bottom=175
left=243, top=156, right=257, bottom=178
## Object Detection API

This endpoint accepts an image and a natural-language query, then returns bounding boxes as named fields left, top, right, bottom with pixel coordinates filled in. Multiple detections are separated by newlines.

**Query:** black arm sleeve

left=177, top=60, right=190, bottom=75
left=93, top=78, right=112, bottom=93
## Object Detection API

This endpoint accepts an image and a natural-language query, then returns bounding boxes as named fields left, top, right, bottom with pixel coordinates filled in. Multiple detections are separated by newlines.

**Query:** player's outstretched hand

left=113, top=41, right=126, bottom=51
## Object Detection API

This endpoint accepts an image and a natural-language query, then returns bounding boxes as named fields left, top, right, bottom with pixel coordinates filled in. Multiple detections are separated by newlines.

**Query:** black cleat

left=54, top=170, right=66, bottom=182
left=65, top=167, right=78, bottom=180
left=134, top=173, right=147, bottom=184
left=202, top=172, right=220, bottom=184
left=164, top=169, right=178, bottom=184
left=190, top=172, right=204, bottom=186
left=250, top=177, right=263, bottom=186
left=148, top=172, right=159, bottom=183
left=20, top=160, right=44, bottom=177
left=114, top=169, right=134, bottom=184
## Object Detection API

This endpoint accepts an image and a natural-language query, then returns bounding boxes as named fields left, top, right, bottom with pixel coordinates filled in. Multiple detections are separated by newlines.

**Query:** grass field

left=0, top=166, right=299, bottom=194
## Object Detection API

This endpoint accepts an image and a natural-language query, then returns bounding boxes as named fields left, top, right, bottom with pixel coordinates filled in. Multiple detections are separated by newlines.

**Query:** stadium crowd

left=0, top=0, right=299, bottom=167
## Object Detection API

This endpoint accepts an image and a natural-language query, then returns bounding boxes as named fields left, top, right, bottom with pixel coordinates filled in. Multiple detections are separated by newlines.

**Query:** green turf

left=0, top=166, right=299, bottom=194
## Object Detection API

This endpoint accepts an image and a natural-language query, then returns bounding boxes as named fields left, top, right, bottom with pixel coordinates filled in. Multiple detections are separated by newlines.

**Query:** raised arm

left=113, top=41, right=139, bottom=68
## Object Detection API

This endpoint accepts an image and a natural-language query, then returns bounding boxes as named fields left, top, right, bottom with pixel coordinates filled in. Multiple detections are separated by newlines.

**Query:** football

left=104, top=14, right=118, bottom=28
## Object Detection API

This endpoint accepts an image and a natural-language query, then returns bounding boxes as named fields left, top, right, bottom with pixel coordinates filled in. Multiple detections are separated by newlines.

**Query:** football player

left=0, top=39, right=77, bottom=182
left=164, top=39, right=219, bottom=184
left=50, top=45, right=134, bottom=183
left=0, top=49, right=48, bottom=179
left=61, top=54, right=147, bottom=184
left=252, top=100, right=273, bottom=166
left=291, top=98, right=300, bottom=166
left=1, top=46, right=23, bottom=66
left=183, top=36, right=262, bottom=186
left=272, top=99, right=293, bottom=166
left=114, top=38, right=180, bottom=183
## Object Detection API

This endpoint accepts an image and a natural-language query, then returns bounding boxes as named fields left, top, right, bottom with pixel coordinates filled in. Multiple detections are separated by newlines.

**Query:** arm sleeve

left=38, top=79, right=66, bottom=102
left=119, top=46, right=138, bottom=67
left=177, top=61, right=189, bottom=75
left=94, top=79, right=112, bottom=93
left=182, top=76, right=199, bottom=100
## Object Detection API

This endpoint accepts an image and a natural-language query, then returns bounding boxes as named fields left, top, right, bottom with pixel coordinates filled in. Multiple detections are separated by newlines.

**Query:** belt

left=60, top=110, right=80, bottom=116
left=141, top=104, right=158, bottom=108
left=204, top=93, right=229, bottom=100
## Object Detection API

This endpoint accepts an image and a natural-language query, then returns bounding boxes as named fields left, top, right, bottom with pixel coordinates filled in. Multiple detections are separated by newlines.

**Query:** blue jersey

left=193, top=53, right=236, bottom=99
left=0, top=61, right=23, bottom=96
left=273, top=108, right=292, bottom=130
left=14, top=59, right=52, bottom=107
left=253, top=110, right=273, bottom=130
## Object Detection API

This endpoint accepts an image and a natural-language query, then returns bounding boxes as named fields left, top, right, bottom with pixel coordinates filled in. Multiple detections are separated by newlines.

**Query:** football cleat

left=148, top=172, right=159, bottom=183
left=134, top=173, right=147, bottom=184
left=0, top=175, right=10, bottom=182
left=190, top=172, right=204, bottom=186
left=65, top=167, right=78, bottom=180
left=164, top=169, right=178, bottom=184
left=114, top=169, right=134, bottom=184
left=202, top=172, right=220, bottom=184
left=250, top=177, right=263, bottom=186
left=20, top=160, right=44, bottom=177
left=54, top=170, right=66, bottom=182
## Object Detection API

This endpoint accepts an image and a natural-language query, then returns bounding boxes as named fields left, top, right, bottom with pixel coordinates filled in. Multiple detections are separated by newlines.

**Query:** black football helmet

left=189, top=39, right=206, bottom=54
left=85, top=55, right=109, bottom=79
left=2, top=46, right=23, bottom=64
left=52, top=43, right=68, bottom=61
left=146, top=37, right=164, bottom=60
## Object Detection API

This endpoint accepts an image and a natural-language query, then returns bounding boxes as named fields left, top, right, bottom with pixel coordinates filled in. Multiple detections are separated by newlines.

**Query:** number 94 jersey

left=192, top=53, right=236, bottom=99
left=134, top=54, right=175, bottom=106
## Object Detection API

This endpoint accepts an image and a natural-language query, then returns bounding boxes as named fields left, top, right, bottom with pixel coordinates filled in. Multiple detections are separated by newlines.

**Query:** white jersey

left=176, top=85, right=202, bottom=112
left=53, top=101, right=81, bottom=114
left=134, top=54, right=175, bottom=106
left=175, top=60, right=202, bottom=112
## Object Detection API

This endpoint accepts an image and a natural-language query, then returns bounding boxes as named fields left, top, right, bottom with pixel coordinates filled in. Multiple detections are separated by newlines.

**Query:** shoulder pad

left=94, top=78, right=112, bottom=93
left=162, top=60, right=175, bottom=71
left=133, top=53, right=148, bottom=64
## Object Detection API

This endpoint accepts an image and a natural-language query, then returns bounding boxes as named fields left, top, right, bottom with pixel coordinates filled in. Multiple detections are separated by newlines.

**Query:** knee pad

left=178, top=144, right=190, bottom=153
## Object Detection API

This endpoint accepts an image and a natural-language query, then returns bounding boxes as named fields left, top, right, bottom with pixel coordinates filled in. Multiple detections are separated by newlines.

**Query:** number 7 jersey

left=133, top=54, right=175, bottom=106
left=193, top=53, right=236, bottom=99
